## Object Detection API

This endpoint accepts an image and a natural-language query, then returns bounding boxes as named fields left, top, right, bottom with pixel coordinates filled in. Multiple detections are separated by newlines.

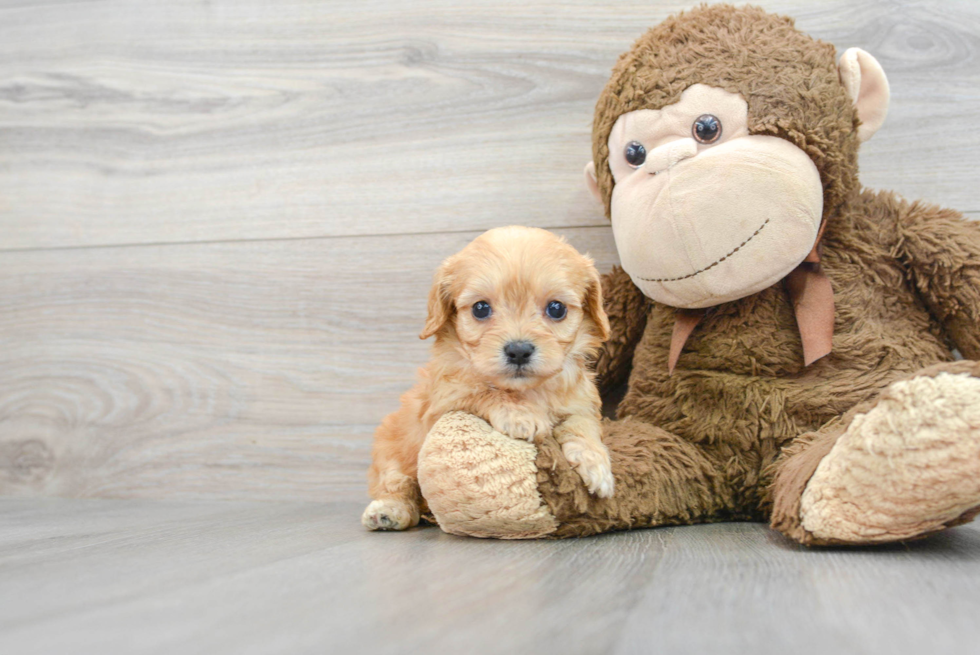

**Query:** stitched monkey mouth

left=635, top=217, right=771, bottom=283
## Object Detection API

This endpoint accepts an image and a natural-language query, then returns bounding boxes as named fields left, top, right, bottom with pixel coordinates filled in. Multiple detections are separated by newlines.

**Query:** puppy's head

left=421, top=226, right=610, bottom=390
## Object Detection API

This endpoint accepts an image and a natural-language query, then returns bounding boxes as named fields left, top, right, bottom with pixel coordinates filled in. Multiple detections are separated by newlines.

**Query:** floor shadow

left=767, top=522, right=980, bottom=559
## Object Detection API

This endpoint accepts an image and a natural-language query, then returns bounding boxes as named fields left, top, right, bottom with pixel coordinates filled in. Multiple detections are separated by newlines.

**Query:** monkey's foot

left=417, top=411, right=558, bottom=539
left=800, top=369, right=980, bottom=543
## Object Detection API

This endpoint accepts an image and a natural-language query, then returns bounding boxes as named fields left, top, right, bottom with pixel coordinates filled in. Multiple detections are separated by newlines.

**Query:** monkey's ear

left=583, top=261, right=611, bottom=342
left=838, top=47, right=890, bottom=143
left=419, top=258, right=456, bottom=339
left=584, top=161, right=603, bottom=204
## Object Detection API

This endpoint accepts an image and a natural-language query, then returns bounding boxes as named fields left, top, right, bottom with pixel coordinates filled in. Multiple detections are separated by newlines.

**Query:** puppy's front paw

left=489, top=410, right=553, bottom=442
left=362, top=498, right=417, bottom=531
left=562, top=438, right=615, bottom=498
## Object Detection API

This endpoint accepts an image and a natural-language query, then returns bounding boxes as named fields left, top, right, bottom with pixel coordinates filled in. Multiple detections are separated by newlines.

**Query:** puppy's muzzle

left=503, top=341, right=535, bottom=368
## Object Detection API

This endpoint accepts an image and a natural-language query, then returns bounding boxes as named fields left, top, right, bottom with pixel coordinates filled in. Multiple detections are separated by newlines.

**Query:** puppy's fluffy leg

left=362, top=473, right=421, bottom=531
left=486, top=404, right=554, bottom=442
left=363, top=400, right=425, bottom=531
left=554, top=415, right=615, bottom=498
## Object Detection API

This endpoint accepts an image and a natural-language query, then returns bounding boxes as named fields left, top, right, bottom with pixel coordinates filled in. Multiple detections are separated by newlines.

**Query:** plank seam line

left=0, top=223, right=614, bottom=254
left=2, top=210, right=977, bottom=254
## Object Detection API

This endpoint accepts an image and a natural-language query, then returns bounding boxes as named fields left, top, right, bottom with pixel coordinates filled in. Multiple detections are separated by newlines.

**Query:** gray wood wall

left=2, top=0, right=979, bottom=502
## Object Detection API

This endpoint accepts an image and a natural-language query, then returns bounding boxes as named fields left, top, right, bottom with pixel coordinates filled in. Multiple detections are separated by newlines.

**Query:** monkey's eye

left=624, top=141, right=646, bottom=168
left=692, top=114, right=722, bottom=144
left=472, top=301, right=492, bottom=320
left=545, top=301, right=567, bottom=321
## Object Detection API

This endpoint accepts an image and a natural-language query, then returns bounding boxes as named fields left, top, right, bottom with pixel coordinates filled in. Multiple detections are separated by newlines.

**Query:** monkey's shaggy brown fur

left=417, top=5, right=980, bottom=544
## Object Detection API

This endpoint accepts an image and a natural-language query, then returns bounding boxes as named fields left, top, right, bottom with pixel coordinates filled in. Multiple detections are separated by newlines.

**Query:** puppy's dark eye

left=692, top=114, right=722, bottom=144
left=545, top=301, right=567, bottom=321
left=472, top=301, right=492, bottom=320
left=624, top=141, right=646, bottom=168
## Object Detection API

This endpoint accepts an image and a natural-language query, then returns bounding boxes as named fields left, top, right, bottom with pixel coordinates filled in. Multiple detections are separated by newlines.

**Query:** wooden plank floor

left=2, top=498, right=980, bottom=655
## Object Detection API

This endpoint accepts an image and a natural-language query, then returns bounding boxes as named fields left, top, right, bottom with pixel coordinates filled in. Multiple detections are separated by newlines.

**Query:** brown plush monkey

left=414, top=5, right=980, bottom=545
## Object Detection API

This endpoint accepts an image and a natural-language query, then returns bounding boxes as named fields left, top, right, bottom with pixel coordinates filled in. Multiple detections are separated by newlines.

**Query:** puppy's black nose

left=504, top=341, right=535, bottom=366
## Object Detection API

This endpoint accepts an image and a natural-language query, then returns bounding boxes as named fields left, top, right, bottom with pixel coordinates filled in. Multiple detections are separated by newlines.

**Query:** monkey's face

left=600, top=84, right=823, bottom=309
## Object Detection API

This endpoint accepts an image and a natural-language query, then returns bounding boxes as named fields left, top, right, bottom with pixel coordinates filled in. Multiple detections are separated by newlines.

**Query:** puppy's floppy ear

left=583, top=259, right=611, bottom=341
left=419, top=256, right=457, bottom=339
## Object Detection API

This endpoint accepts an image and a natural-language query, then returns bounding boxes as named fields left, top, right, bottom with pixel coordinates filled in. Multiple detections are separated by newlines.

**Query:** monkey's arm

left=594, top=266, right=651, bottom=393
left=896, top=202, right=980, bottom=359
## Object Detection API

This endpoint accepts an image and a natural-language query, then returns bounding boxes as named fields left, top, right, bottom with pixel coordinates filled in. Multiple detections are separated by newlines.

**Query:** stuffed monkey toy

left=415, top=4, right=980, bottom=544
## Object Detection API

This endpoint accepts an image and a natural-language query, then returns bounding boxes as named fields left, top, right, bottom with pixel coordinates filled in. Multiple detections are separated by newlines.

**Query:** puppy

left=362, top=226, right=614, bottom=531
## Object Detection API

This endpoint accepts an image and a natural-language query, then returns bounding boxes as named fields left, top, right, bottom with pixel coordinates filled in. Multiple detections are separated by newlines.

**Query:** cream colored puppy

left=362, top=226, right=614, bottom=531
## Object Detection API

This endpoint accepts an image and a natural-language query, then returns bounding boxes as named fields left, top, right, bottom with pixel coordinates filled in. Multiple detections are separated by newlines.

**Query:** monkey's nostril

left=504, top=341, right=535, bottom=366
left=645, top=138, right=699, bottom=175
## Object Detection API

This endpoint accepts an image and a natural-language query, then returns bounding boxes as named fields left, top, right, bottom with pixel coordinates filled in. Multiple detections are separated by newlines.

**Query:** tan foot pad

left=801, top=372, right=980, bottom=543
left=417, top=411, right=558, bottom=539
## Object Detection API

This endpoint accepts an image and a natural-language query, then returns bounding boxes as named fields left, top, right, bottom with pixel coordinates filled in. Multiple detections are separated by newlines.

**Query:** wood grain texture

left=1, top=0, right=979, bottom=250
left=0, top=228, right=618, bottom=500
left=2, top=498, right=980, bottom=655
